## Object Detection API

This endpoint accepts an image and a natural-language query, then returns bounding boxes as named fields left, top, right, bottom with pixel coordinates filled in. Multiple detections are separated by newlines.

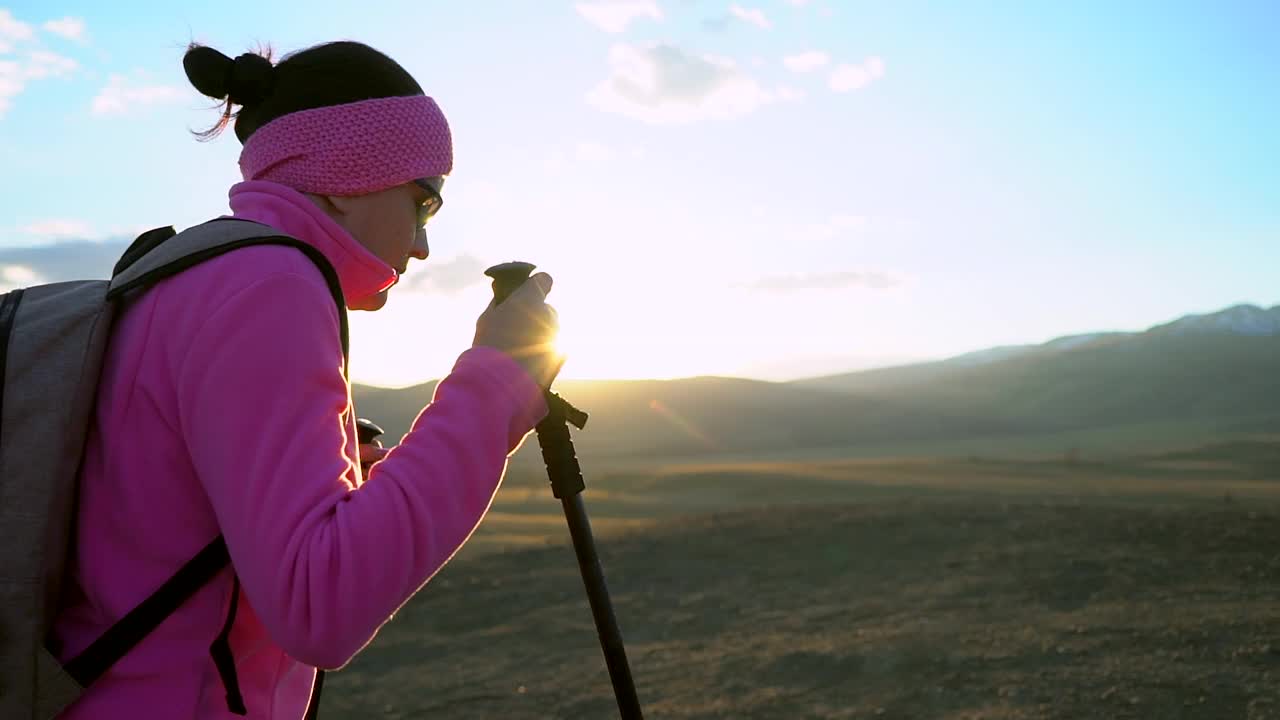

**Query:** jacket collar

left=226, top=180, right=398, bottom=308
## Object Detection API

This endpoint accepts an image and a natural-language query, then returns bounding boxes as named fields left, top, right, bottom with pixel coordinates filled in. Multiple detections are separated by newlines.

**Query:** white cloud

left=398, top=253, right=488, bottom=293
left=24, top=50, right=76, bottom=78
left=0, top=9, right=34, bottom=42
left=0, top=48, right=77, bottom=116
left=0, top=264, right=44, bottom=291
left=729, top=5, right=772, bottom=29
left=91, top=74, right=184, bottom=116
left=20, top=219, right=96, bottom=239
left=0, top=60, right=20, bottom=114
left=0, top=7, right=34, bottom=57
left=587, top=43, right=795, bottom=124
left=42, top=17, right=86, bottom=42
left=785, top=0, right=811, bottom=5
left=783, top=50, right=830, bottom=73
left=830, top=56, right=886, bottom=92
left=575, top=1, right=663, bottom=33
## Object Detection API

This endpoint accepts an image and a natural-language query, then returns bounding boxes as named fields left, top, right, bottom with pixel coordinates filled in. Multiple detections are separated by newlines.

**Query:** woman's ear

left=326, top=195, right=360, bottom=216
left=303, top=193, right=349, bottom=221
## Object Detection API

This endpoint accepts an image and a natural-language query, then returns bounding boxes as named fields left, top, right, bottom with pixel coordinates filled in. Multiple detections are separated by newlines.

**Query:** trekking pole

left=484, top=261, right=644, bottom=720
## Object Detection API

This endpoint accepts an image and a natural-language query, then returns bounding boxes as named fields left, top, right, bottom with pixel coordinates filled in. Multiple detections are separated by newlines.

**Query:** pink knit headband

left=238, top=95, right=453, bottom=196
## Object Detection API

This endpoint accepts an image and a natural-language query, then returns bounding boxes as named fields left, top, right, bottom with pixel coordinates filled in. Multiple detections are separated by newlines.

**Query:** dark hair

left=182, top=40, right=424, bottom=144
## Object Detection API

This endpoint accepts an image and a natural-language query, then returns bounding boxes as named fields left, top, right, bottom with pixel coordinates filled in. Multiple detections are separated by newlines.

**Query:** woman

left=49, top=40, right=561, bottom=718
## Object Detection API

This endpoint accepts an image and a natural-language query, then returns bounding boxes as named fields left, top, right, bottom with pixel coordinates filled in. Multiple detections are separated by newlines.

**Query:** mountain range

left=829, top=303, right=1280, bottom=379
left=352, top=303, right=1280, bottom=462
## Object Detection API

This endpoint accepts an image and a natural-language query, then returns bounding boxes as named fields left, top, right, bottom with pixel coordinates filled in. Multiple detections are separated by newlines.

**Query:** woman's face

left=320, top=181, right=434, bottom=310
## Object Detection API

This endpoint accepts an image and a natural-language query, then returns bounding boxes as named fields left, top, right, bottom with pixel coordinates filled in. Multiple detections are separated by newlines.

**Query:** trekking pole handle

left=484, top=261, right=587, bottom=430
left=484, top=261, right=539, bottom=307
left=356, top=418, right=386, bottom=474
left=356, top=418, right=384, bottom=446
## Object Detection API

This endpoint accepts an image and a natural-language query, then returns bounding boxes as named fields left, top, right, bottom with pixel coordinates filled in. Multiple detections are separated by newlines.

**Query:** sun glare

left=552, top=320, right=707, bottom=381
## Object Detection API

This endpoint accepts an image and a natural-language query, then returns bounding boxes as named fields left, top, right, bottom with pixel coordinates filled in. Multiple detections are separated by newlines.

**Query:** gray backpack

left=0, top=218, right=348, bottom=719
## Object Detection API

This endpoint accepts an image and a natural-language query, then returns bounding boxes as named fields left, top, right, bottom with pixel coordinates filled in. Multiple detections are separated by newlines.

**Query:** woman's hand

left=472, top=272, right=563, bottom=388
left=359, top=439, right=390, bottom=474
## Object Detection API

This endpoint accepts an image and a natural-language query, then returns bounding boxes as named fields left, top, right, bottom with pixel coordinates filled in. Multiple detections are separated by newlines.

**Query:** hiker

left=47, top=41, right=561, bottom=718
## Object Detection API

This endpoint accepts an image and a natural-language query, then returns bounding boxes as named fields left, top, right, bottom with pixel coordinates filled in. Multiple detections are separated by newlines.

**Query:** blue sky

left=1, top=1, right=1276, bottom=385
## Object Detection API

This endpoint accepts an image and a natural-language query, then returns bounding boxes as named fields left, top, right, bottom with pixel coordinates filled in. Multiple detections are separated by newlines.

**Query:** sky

left=0, top=1, right=1276, bottom=386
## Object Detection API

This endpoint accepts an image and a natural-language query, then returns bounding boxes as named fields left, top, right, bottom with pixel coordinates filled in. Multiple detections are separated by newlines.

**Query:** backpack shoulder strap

left=62, top=537, right=230, bottom=688
left=112, top=225, right=178, bottom=278
left=108, top=217, right=351, bottom=376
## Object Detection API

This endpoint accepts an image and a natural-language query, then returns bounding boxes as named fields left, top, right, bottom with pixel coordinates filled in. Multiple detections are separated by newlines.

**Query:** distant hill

left=790, top=303, right=1280, bottom=429
left=352, top=376, right=1024, bottom=463
left=795, top=303, right=1280, bottom=392
left=353, top=302, right=1280, bottom=461
left=1150, top=303, right=1280, bottom=336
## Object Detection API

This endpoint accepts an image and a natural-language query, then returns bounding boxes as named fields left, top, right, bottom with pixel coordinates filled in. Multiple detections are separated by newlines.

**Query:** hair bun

left=183, top=45, right=275, bottom=107
left=228, top=53, right=275, bottom=107
left=184, top=45, right=235, bottom=100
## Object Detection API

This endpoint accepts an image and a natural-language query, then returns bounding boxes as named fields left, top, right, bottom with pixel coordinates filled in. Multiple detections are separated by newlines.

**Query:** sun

left=550, top=318, right=708, bottom=381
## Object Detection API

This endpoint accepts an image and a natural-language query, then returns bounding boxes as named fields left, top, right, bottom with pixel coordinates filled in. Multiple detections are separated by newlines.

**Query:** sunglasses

left=413, top=177, right=444, bottom=227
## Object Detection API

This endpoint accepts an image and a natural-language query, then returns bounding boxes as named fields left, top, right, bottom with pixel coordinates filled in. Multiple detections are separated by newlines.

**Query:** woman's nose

left=410, top=227, right=429, bottom=260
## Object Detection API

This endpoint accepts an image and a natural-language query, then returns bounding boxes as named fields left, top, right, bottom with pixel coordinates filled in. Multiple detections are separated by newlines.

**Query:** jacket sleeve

left=176, top=270, right=547, bottom=669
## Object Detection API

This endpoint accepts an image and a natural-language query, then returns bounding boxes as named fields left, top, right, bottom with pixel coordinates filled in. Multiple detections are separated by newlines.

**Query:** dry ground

left=321, top=450, right=1280, bottom=719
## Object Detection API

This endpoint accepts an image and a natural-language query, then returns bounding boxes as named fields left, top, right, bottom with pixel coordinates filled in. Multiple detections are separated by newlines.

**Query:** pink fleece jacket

left=50, top=180, right=548, bottom=719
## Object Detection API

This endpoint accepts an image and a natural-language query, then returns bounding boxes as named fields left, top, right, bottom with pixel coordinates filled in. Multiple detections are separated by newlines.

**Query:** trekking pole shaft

left=559, top=491, right=644, bottom=720
left=535, top=412, right=643, bottom=719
